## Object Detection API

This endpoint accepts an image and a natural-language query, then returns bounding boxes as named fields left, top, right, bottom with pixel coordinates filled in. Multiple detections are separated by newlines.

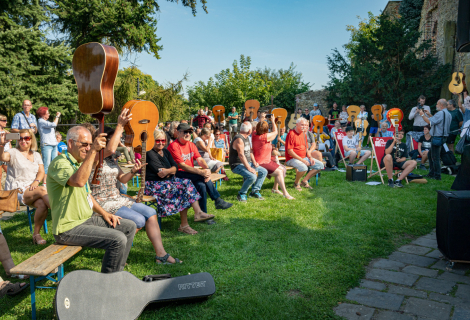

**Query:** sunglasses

left=182, top=130, right=193, bottom=134
left=73, top=139, right=92, bottom=148
left=19, top=136, right=32, bottom=141
left=155, top=139, right=166, bottom=144
left=0, top=119, right=7, bottom=122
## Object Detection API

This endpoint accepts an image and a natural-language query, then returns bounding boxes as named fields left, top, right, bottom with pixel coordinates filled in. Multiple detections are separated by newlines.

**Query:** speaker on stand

left=457, top=0, right=470, bottom=52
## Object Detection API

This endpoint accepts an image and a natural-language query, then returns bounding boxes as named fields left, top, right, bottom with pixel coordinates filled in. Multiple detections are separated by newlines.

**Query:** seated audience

left=252, top=121, right=294, bottom=200
left=213, top=128, right=229, bottom=156
left=342, top=126, right=371, bottom=164
left=272, top=127, right=287, bottom=156
left=117, top=139, right=135, bottom=165
left=0, top=115, right=10, bottom=190
left=418, top=125, right=431, bottom=170
left=164, top=121, right=179, bottom=148
left=47, top=126, right=136, bottom=273
left=0, top=130, right=50, bottom=245
left=376, top=122, right=394, bottom=138
left=56, top=132, right=67, bottom=155
left=285, top=118, right=324, bottom=191
left=167, top=123, right=233, bottom=213
left=193, top=128, right=224, bottom=172
left=229, top=122, right=268, bottom=201
left=307, top=131, right=337, bottom=170
left=0, top=229, right=28, bottom=296
left=381, top=128, right=417, bottom=188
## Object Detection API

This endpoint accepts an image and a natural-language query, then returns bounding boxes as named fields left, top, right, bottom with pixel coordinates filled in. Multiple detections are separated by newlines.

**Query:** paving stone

left=360, top=280, right=386, bottom=291
left=430, top=260, right=469, bottom=275
left=388, top=285, right=427, bottom=298
left=411, top=237, right=438, bottom=249
left=388, top=252, right=437, bottom=267
left=437, top=272, right=470, bottom=285
left=371, top=259, right=406, bottom=271
left=346, top=288, right=404, bottom=310
left=334, top=303, right=375, bottom=320
left=423, top=233, right=437, bottom=240
left=452, top=307, right=470, bottom=320
left=425, top=250, right=443, bottom=259
left=402, top=265, right=439, bottom=278
left=428, top=292, right=466, bottom=306
left=415, top=277, right=456, bottom=294
left=366, top=269, right=419, bottom=286
left=376, top=311, right=414, bottom=320
left=456, top=284, right=470, bottom=301
left=403, top=297, right=451, bottom=319
left=398, top=245, right=432, bottom=256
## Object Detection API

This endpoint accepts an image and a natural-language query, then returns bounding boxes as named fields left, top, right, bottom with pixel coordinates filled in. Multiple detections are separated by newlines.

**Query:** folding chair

left=334, top=131, right=348, bottom=167
left=368, top=136, right=409, bottom=184
left=410, top=138, right=422, bottom=159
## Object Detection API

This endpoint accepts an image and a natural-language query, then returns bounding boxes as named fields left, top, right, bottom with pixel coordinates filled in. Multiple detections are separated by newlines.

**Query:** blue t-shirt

left=57, top=141, right=67, bottom=154
left=214, top=139, right=227, bottom=149
left=272, top=133, right=287, bottom=150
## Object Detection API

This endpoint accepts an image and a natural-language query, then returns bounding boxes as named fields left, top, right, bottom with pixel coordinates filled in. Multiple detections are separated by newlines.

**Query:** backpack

left=441, top=150, right=457, bottom=166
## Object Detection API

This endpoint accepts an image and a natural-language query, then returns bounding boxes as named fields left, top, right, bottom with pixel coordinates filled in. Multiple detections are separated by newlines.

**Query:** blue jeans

left=232, top=163, right=268, bottom=195
left=41, top=145, right=58, bottom=174
left=115, top=203, right=156, bottom=229
left=175, top=171, right=220, bottom=213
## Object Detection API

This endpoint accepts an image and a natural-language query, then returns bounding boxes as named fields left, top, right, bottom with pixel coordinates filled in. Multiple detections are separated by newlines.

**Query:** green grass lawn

left=0, top=165, right=454, bottom=319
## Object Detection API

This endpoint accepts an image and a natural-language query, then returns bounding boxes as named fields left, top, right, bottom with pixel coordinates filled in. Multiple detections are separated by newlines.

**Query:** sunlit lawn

left=0, top=164, right=452, bottom=319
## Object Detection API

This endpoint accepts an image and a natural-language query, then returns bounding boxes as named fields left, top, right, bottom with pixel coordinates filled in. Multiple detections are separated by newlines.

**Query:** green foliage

left=48, top=0, right=208, bottom=58
left=344, top=12, right=379, bottom=59
left=187, top=55, right=310, bottom=115
left=399, top=0, right=424, bottom=30
left=326, top=14, right=449, bottom=130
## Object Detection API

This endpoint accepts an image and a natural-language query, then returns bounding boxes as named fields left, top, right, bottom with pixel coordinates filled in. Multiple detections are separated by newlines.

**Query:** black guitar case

left=54, top=271, right=216, bottom=320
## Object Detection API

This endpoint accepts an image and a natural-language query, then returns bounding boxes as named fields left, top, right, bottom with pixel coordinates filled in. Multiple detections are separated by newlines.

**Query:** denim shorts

left=286, top=157, right=324, bottom=172
left=345, top=150, right=366, bottom=157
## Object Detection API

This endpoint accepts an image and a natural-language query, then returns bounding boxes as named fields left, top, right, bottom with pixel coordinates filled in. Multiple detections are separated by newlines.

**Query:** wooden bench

left=210, top=173, right=226, bottom=189
left=10, top=244, right=82, bottom=320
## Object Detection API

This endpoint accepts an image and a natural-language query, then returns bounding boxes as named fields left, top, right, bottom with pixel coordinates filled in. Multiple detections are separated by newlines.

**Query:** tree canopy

left=399, top=0, right=424, bottom=30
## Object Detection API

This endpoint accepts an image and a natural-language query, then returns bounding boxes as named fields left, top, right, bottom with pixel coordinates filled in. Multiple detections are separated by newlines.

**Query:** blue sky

left=121, top=0, right=391, bottom=93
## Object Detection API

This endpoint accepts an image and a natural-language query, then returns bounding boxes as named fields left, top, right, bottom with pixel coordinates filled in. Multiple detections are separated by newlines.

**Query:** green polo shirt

left=47, top=153, right=93, bottom=235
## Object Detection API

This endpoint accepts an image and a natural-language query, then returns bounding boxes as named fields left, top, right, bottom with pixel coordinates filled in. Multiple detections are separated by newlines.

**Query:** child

left=56, top=132, right=67, bottom=155
left=342, top=126, right=371, bottom=164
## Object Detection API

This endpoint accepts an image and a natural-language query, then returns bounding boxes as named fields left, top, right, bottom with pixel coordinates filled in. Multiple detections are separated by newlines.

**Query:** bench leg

left=30, top=276, right=37, bottom=320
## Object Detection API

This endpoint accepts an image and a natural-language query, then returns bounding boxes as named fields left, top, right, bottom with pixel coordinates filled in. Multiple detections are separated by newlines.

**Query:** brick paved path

left=335, top=230, right=470, bottom=320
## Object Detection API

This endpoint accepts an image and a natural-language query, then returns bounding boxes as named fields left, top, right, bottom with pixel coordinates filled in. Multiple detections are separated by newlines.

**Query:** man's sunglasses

left=181, top=130, right=193, bottom=134
left=19, top=136, right=32, bottom=141
left=155, top=139, right=166, bottom=144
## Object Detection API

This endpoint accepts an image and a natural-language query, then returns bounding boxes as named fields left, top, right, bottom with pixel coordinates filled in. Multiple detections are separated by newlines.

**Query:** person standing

left=408, top=95, right=431, bottom=132
left=10, top=100, right=38, bottom=134
left=455, top=89, right=470, bottom=125
left=446, top=100, right=463, bottom=153
left=301, top=108, right=310, bottom=121
left=328, top=102, right=340, bottom=123
left=227, top=107, right=239, bottom=139
left=36, top=107, right=61, bottom=184
left=420, top=99, right=451, bottom=180
left=309, top=103, right=322, bottom=119
left=339, top=105, right=349, bottom=128
left=379, top=104, right=390, bottom=128
left=193, top=109, right=211, bottom=129
left=357, top=105, right=368, bottom=145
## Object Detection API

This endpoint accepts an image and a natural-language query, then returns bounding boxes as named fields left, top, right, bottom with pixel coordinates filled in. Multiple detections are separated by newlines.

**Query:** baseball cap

left=314, top=103, right=319, bottom=107
left=177, top=123, right=192, bottom=132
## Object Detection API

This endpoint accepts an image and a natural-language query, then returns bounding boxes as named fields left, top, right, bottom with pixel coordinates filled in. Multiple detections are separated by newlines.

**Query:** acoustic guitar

left=448, top=72, right=466, bottom=94
left=54, top=270, right=215, bottom=320
left=386, top=108, right=404, bottom=131
left=122, top=100, right=159, bottom=203
left=288, top=97, right=301, bottom=129
left=371, top=105, right=383, bottom=122
left=347, top=105, right=361, bottom=126
left=72, top=42, right=119, bottom=185
left=354, top=118, right=369, bottom=158
left=312, top=115, right=325, bottom=146
left=212, top=105, right=225, bottom=129
left=245, top=100, right=260, bottom=121
left=271, top=108, right=287, bottom=149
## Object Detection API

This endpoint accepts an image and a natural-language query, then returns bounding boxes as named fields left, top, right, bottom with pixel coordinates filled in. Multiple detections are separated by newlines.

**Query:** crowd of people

left=0, top=95, right=469, bottom=282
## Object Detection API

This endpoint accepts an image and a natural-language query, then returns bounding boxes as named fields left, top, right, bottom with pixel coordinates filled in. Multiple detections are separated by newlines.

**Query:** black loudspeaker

left=457, top=0, right=470, bottom=52
left=436, top=190, right=470, bottom=261
left=346, top=164, right=367, bottom=182
left=452, top=144, right=470, bottom=190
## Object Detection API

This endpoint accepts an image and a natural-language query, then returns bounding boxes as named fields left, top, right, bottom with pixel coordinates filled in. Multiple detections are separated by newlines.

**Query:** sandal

left=293, top=183, right=302, bottom=192
left=178, top=225, right=198, bottom=235
left=271, top=189, right=282, bottom=195
left=155, top=253, right=182, bottom=265
left=32, top=234, right=46, bottom=245
left=0, top=281, right=29, bottom=298
left=194, top=213, right=215, bottom=222
left=300, top=181, right=313, bottom=189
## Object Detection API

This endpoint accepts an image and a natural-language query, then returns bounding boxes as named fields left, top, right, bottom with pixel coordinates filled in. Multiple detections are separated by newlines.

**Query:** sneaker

left=424, top=173, right=435, bottom=179
left=249, top=192, right=265, bottom=200
left=388, top=179, right=395, bottom=188
left=332, top=166, right=338, bottom=171
left=237, top=194, right=247, bottom=202
left=394, top=180, right=404, bottom=188
left=419, top=164, right=426, bottom=170
left=215, top=197, right=233, bottom=209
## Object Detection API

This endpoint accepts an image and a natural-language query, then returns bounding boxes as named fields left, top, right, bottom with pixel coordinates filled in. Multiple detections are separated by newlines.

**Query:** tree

left=48, top=0, right=208, bottom=58
left=325, top=14, right=450, bottom=130
left=399, top=0, right=424, bottom=31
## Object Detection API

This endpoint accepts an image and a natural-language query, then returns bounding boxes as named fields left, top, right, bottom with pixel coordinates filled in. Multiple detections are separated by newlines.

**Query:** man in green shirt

left=227, top=107, right=239, bottom=138
left=47, top=126, right=136, bottom=273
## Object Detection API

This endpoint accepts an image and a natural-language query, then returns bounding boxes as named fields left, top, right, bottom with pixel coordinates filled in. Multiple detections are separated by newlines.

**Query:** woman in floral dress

left=145, top=130, right=214, bottom=235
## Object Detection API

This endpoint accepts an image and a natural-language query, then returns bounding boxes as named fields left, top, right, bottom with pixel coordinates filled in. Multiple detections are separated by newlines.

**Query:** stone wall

left=383, top=1, right=402, bottom=18
left=295, top=89, right=329, bottom=115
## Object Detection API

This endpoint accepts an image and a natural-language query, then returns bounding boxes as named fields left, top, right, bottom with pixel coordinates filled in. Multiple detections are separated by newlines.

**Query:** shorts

left=344, top=150, right=366, bottom=157
left=447, top=134, right=457, bottom=145
left=380, top=158, right=406, bottom=170
left=229, top=124, right=238, bottom=133
left=369, top=127, right=379, bottom=134
left=286, top=157, right=325, bottom=172
left=259, top=161, right=280, bottom=174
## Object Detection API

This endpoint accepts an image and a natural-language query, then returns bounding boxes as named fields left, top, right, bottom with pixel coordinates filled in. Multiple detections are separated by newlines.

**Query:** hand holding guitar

left=117, top=108, right=132, bottom=127
left=93, top=133, right=108, bottom=152
left=131, top=159, right=147, bottom=174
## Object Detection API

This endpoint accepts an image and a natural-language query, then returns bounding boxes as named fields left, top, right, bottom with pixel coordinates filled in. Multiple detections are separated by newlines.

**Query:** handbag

left=0, top=189, right=20, bottom=213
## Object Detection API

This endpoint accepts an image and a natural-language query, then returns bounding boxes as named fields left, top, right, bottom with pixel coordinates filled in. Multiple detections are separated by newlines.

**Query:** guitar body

left=271, top=108, right=288, bottom=130
left=387, top=108, right=404, bottom=131
left=123, top=100, right=159, bottom=152
left=212, top=105, right=225, bottom=127
left=245, top=100, right=260, bottom=121
left=312, top=115, right=326, bottom=135
left=347, top=105, right=361, bottom=124
left=354, top=119, right=369, bottom=134
left=287, top=113, right=301, bottom=129
left=55, top=270, right=215, bottom=320
left=371, top=105, right=383, bottom=122
left=448, top=72, right=467, bottom=94
left=72, top=42, right=119, bottom=115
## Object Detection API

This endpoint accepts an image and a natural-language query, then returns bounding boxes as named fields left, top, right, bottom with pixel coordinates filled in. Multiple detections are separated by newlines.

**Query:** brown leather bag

left=0, top=189, right=19, bottom=212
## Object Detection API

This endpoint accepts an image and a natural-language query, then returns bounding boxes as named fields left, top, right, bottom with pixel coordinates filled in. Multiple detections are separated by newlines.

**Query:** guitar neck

left=137, top=140, right=147, bottom=202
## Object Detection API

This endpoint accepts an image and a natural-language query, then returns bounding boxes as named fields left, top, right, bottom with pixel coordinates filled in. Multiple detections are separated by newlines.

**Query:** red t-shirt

left=167, top=139, right=201, bottom=171
left=251, top=132, right=272, bottom=165
left=285, top=129, right=307, bottom=162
